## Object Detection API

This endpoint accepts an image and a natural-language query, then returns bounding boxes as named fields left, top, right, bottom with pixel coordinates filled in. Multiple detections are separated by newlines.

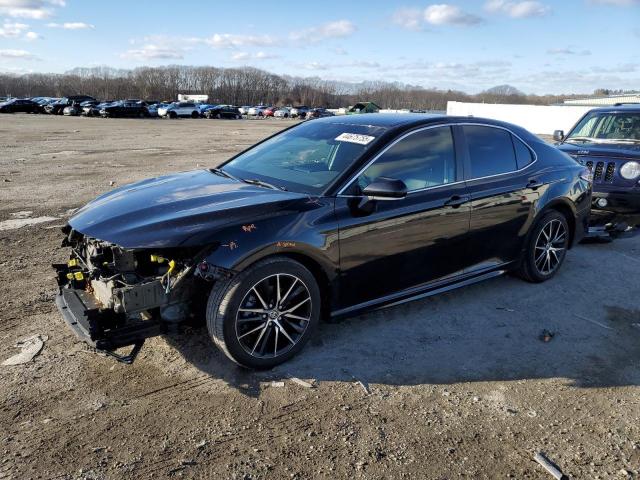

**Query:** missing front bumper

left=55, top=287, right=165, bottom=363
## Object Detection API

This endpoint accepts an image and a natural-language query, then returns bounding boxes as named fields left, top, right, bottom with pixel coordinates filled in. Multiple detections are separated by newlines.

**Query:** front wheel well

left=241, top=252, right=332, bottom=321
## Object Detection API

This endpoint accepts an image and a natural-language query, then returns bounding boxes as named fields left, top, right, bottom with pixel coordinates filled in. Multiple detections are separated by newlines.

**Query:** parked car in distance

left=55, top=114, right=592, bottom=369
left=146, top=102, right=168, bottom=117
left=45, top=95, right=97, bottom=115
left=274, top=107, right=291, bottom=118
left=238, top=106, right=252, bottom=115
left=0, top=98, right=39, bottom=113
left=247, top=105, right=268, bottom=116
left=36, top=98, right=61, bottom=113
left=203, top=105, right=242, bottom=119
left=290, top=105, right=309, bottom=118
left=158, top=102, right=200, bottom=119
left=100, top=100, right=149, bottom=118
left=83, top=101, right=113, bottom=117
left=62, top=102, right=82, bottom=116
left=262, top=106, right=278, bottom=117
left=555, top=104, right=640, bottom=216
left=306, top=108, right=334, bottom=120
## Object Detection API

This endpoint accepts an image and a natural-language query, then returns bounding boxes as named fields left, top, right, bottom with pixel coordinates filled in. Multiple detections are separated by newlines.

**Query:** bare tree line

left=0, top=65, right=607, bottom=109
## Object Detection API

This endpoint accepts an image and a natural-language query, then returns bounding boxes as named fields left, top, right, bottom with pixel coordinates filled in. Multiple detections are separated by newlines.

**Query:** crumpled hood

left=69, top=170, right=305, bottom=248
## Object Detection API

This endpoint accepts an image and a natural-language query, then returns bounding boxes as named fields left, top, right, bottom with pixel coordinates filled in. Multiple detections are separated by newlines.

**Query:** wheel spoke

left=535, top=250, right=546, bottom=265
left=239, top=322, right=267, bottom=340
left=251, top=325, right=269, bottom=354
left=280, top=278, right=298, bottom=307
left=252, top=287, right=269, bottom=309
left=283, top=320, right=305, bottom=334
left=276, top=322, right=295, bottom=344
left=238, top=308, right=267, bottom=314
left=283, top=313, right=310, bottom=322
left=273, top=326, right=279, bottom=357
left=282, top=296, right=310, bottom=314
left=276, top=274, right=282, bottom=304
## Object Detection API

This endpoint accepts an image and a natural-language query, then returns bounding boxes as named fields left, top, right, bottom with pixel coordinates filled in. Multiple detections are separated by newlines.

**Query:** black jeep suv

left=555, top=104, right=640, bottom=216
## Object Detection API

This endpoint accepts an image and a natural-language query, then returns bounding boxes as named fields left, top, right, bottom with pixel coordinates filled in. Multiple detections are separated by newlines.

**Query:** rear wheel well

left=543, top=202, right=575, bottom=248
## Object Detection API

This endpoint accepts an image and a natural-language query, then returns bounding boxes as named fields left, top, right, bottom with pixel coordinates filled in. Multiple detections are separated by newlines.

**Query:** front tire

left=517, top=211, right=570, bottom=283
left=206, top=257, right=321, bottom=369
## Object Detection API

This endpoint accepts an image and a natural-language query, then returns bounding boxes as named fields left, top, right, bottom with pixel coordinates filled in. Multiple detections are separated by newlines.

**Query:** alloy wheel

left=235, top=273, right=312, bottom=359
left=534, top=219, right=567, bottom=275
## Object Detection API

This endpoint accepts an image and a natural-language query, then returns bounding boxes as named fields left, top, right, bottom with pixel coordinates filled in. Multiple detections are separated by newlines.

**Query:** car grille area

left=583, top=159, right=617, bottom=184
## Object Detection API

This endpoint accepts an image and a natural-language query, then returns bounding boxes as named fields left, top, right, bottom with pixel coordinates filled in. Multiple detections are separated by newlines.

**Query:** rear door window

left=463, top=125, right=518, bottom=179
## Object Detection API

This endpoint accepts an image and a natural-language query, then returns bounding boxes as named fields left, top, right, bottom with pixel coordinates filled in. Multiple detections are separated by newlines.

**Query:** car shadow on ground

left=164, top=238, right=640, bottom=397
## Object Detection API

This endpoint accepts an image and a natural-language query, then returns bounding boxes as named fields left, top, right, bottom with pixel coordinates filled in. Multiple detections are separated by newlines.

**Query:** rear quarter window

left=512, top=135, right=534, bottom=169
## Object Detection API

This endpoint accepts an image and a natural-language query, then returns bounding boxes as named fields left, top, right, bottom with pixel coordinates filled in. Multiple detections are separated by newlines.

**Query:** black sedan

left=54, top=114, right=592, bottom=368
left=0, top=98, right=39, bottom=113
left=99, top=100, right=149, bottom=118
left=204, top=105, right=242, bottom=119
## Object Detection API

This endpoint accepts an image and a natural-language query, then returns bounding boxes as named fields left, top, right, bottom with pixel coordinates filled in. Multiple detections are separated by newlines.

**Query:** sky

left=0, top=0, right=638, bottom=94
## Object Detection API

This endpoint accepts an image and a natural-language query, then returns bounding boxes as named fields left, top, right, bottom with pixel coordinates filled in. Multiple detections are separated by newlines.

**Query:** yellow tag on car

left=68, top=259, right=78, bottom=267
left=73, top=272, right=84, bottom=281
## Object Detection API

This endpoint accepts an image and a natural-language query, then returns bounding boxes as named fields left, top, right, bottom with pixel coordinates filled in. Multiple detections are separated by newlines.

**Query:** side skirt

left=330, top=265, right=513, bottom=320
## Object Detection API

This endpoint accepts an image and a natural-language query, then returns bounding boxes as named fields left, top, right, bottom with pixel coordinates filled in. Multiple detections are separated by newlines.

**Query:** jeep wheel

left=206, top=257, right=321, bottom=369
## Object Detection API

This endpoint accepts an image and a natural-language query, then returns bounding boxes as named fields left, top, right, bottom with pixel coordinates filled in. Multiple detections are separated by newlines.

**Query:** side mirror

left=553, top=130, right=564, bottom=142
left=362, top=177, right=408, bottom=201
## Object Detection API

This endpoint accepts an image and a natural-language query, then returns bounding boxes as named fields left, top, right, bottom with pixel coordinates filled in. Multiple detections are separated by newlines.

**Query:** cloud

left=547, top=47, right=592, bottom=55
left=290, top=20, right=356, bottom=43
left=393, top=4, right=483, bottom=29
left=0, top=20, right=28, bottom=37
left=46, top=21, right=94, bottom=29
left=485, top=0, right=551, bottom=17
left=24, top=30, right=39, bottom=40
left=0, top=0, right=65, bottom=19
left=204, top=33, right=279, bottom=49
left=0, top=48, right=37, bottom=59
left=231, top=51, right=280, bottom=61
left=392, top=7, right=425, bottom=30
left=589, top=0, right=639, bottom=4
left=424, top=4, right=484, bottom=25
left=120, top=44, right=185, bottom=60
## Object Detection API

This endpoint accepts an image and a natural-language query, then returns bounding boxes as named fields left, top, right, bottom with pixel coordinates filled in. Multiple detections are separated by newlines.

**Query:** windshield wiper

left=242, top=178, right=286, bottom=191
left=565, top=136, right=594, bottom=143
left=210, top=167, right=240, bottom=182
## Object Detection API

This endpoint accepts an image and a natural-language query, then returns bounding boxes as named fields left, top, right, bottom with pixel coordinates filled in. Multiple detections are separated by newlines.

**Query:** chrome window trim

left=336, top=122, right=538, bottom=197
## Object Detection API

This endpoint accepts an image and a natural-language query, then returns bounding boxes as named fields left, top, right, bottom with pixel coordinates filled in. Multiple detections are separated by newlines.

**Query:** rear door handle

left=444, top=195, right=469, bottom=208
left=527, top=178, right=543, bottom=189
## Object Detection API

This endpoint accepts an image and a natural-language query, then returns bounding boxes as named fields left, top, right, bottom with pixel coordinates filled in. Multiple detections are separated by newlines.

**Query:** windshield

left=222, top=121, right=386, bottom=194
left=566, top=111, right=640, bottom=144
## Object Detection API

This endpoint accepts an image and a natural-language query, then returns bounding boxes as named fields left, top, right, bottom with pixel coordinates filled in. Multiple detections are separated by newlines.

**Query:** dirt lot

left=1, top=115, right=639, bottom=480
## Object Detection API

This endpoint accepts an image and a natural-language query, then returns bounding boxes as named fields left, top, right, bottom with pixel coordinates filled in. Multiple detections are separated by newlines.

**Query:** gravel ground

left=0, top=114, right=639, bottom=480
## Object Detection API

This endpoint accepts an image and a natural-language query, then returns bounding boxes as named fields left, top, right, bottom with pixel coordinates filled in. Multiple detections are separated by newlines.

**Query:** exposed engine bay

left=53, top=226, right=229, bottom=361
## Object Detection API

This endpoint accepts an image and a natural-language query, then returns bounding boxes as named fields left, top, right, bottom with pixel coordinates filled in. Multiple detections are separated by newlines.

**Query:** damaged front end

left=53, top=225, right=223, bottom=363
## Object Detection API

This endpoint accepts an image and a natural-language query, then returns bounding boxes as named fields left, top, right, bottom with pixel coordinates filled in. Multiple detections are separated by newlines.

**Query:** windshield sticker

left=335, top=133, right=376, bottom=145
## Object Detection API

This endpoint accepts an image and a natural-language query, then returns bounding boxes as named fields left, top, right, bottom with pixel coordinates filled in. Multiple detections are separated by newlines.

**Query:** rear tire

left=516, top=210, right=570, bottom=283
left=191, top=111, right=199, bottom=119
left=206, top=257, right=321, bottom=369
left=169, top=111, right=177, bottom=119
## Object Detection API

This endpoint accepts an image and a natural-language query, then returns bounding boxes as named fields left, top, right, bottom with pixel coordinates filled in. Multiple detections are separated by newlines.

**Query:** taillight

left=579, top=167, right=593, bottom=183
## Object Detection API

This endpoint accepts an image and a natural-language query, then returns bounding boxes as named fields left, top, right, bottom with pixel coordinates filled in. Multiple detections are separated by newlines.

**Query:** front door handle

left=527, top=178, right=543, bottom=189
left=444, top=195, right=469, bottom=208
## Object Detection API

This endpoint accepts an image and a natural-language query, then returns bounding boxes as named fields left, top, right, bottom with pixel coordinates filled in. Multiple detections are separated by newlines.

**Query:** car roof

left=587, top=104, right=640, bottom=113
left=311, top=113, right=541, bottom=144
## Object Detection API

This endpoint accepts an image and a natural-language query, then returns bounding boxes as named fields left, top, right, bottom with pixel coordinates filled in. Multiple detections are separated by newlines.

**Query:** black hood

left=69, top=170, right=306, bottom=249
left=558, top=141, right=640, bottom=159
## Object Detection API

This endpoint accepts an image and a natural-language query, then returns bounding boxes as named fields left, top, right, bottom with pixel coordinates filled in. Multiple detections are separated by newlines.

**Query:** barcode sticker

left=335, top=133, right=376, bottom=145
